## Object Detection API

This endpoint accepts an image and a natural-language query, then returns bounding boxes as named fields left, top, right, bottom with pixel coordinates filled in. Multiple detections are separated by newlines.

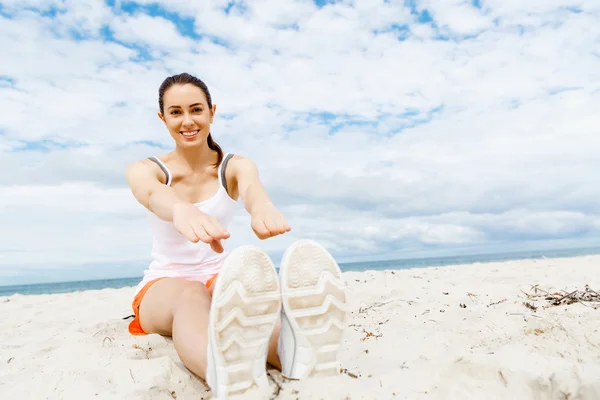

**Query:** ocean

left=1, top=246, right=599, bottom=297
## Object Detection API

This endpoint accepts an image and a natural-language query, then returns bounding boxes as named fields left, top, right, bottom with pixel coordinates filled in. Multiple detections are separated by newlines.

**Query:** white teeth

left=181, top=130, right=199, bottom=137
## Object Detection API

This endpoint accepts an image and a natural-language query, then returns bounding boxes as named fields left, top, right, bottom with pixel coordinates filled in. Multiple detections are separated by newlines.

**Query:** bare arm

left=233, top=157, right=275, bottom=215
left=125, top=160, right=186, bottom=222
left=232, top=157, right=290, bottom=239
left=125, top=160, right=230, bottom=250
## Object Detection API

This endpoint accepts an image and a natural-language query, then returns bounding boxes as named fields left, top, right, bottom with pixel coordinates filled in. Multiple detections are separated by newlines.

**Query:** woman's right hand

left=172, top=202, right=231, bottom=253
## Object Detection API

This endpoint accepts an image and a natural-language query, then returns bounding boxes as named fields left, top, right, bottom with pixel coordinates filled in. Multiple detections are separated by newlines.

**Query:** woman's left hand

left=251, top=203, right=291, bottom=240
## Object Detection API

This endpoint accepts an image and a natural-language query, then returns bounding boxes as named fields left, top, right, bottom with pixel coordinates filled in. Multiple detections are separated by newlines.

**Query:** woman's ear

left=210, top=104, right=217, bottom=123
left=157, top=112, right=166, bottom=124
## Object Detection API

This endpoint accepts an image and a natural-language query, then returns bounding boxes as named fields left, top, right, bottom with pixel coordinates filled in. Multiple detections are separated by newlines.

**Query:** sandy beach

left=2, top=255, right=600, bottom=399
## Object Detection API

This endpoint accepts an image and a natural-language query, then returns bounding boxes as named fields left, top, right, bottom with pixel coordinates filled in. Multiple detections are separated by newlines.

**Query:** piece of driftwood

left=522, top=284, right=600, bottom=308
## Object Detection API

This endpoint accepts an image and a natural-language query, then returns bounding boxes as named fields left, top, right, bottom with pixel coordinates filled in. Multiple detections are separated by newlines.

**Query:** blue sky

left=1, top=0, right=600, bottom=285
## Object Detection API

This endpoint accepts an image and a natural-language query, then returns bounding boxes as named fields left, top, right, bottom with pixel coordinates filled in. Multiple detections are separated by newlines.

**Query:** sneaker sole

left=208, top=246, right=281, bottom=399
left=279, top=239, right=348, bottom=380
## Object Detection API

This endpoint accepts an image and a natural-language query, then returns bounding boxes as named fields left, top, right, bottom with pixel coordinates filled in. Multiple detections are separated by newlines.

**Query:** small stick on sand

left=522, top=285, right=600, bottom=307
left=341, top=368, right=360, bottom=379
left=487, top=299, right=507, bottom=307
left=359, top=298, right=413, bottom=314
left=267, top=371, right=283, bottom=397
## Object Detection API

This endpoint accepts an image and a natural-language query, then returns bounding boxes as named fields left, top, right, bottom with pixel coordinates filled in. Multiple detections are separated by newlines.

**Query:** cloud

left=415, top=0, right=493, bottom=37
left=1, top=0, right=600, bottom=284
left=109, top=12, right=196, bottom=51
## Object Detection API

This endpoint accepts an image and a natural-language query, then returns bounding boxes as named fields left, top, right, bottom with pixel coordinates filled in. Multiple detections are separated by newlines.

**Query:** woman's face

left=159, top=83, right=216, bottom=147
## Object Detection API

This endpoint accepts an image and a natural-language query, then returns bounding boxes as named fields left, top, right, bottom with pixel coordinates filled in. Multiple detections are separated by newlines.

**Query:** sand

left=1, top=255, right=600, bottom=399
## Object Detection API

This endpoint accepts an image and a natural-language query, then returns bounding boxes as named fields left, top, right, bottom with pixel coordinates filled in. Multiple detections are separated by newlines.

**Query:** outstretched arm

left=232, top=157, right=291, bottom=239
left=125, top=160, right=230, bottom=252
left=125, top=160, right=185, bottom=221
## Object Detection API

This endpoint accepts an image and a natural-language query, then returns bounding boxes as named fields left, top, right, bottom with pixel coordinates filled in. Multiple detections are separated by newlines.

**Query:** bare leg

left=138, top=277, right=282, bottom=380
left=267, top=319, right=282, bottom=370
left=138, top=278, right=212, bottom=379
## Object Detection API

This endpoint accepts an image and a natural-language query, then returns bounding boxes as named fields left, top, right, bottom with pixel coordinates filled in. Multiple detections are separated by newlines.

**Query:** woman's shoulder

left=129, top=151, right=174, bottom=165
left=126, top=152, right=174, bottom=185
left=226, top=154, right=259, bottom=174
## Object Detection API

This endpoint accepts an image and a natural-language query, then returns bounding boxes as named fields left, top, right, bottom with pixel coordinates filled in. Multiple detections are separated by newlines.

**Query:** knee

left=176, top=281, right=211, bottom=309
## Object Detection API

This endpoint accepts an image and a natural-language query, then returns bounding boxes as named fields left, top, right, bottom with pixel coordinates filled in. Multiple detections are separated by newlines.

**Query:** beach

left=2, top=255, right=600, bottom=399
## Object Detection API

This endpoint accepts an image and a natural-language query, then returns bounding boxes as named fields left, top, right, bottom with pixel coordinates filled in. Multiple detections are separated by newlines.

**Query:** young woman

left=125, top=73, right=348, bottom=399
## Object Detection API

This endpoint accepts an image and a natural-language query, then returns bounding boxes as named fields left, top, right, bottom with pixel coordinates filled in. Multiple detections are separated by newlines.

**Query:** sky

left=1, top=0, right=599, bottom=285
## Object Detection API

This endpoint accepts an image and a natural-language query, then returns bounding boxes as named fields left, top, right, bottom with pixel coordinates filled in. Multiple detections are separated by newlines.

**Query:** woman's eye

left=194, top=108, right=202, bottom=112
left=170, top=110, right=180, bottom=115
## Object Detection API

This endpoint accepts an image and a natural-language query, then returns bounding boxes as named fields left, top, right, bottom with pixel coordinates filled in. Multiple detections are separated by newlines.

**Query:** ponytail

left=207, top=133, right=223, bottom=167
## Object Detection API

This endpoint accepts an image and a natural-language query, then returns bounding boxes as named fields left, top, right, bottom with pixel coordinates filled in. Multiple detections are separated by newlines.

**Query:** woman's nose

left=182, top=112, right=194, bottom=126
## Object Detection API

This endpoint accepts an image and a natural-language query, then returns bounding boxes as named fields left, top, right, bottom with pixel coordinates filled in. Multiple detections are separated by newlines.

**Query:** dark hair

left=158, top=72, right=223, bottom=167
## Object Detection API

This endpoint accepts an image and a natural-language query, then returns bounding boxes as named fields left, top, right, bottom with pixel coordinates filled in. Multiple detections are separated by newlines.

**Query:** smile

left=180, top=130, right=199, bottom=139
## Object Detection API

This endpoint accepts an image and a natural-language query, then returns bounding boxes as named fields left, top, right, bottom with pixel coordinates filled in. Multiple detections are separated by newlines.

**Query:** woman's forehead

left=164, top=84, right=207, bottom=105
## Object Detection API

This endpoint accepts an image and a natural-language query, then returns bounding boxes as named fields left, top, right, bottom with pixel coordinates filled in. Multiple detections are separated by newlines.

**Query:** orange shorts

left=128, top=274, right=219, bottom=336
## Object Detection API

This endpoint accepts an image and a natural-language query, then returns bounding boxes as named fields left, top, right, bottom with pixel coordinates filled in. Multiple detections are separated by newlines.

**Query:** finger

left=275, top=216, right=289, bottom=234
left=275, top=217, right=286, bottom=234
left=193, top=217, right=226, bottom=242
left=211, top=239, right=224, bottom=254
left=269, top=217, right=287, bottom=235
left=253, top=219, right=271, bottom=239
left=202, top=219, right=223, bottom=240
left=263, top=218, right=278, bottom=236
left=275, top=220, right=286, bottom=235
left=280, top=216, right=291, bottom=233
left=190, top=224, right=212, bottom=244
left=179, top=224, right=200, bottom=243
left=209, top=217, right=230, bottom=239
left=197, top=216, right=227, bottom=240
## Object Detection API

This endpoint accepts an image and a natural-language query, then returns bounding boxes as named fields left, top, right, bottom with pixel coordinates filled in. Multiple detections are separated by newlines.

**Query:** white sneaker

left=277, top=239, right=349, bottom=380
left=206, top=246, right=281, bottom=399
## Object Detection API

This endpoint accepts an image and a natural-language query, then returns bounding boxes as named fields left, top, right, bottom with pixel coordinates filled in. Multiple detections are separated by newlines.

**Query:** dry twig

left=361, top=328, right=383, bottom=341
left=487, top=299, right=507, bottom=307
left=358, top=298, right=414, bottom=314
left=340, top=368, right=360, bottom=379
left=522, top=284, right=600, bottom=308
left=266, top=371, right=283, bottom=398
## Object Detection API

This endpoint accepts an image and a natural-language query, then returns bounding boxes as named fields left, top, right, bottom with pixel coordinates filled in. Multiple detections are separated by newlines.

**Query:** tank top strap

left=148, top=156, right=172, bottom=186
left=218, top=153, right=234, bottom=194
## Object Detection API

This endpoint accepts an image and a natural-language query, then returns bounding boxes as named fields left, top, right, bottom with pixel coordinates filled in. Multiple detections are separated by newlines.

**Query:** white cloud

left=1, top=0, right=600, bottom=282
left=109, top=13, right=196, bottom=51
left=418, top=0, right=492, bottom=36
left=0, top=0, right=62, bottom=11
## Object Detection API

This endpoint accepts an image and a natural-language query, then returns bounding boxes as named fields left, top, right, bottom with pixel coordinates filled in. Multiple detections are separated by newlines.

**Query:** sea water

left=1, top=246, right=599, bottom=297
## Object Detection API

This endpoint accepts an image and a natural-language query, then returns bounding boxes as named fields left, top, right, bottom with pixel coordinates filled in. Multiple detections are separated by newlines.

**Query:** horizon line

left=3, top=244, right=600, bottom=289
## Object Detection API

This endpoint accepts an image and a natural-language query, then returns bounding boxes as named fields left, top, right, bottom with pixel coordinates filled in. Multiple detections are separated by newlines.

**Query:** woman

left=125, top=73, right=348, bottom=399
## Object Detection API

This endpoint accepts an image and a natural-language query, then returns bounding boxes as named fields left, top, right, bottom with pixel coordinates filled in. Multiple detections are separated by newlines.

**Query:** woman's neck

left=174, top=142, right=217, bottom=172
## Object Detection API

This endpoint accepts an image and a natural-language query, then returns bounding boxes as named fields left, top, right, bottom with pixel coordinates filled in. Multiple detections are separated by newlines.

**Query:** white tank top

left=136, top=153, right=238, bottom=292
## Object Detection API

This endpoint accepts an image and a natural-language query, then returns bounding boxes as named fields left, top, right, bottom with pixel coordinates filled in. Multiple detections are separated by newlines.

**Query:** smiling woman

left=157, top=73, right=224, bottom=164
left=123, top=72, right=349, bottom=399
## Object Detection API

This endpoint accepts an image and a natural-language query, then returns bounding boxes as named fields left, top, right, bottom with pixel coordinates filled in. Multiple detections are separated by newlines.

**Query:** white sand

left=2, top=255, right=600, bottom=399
